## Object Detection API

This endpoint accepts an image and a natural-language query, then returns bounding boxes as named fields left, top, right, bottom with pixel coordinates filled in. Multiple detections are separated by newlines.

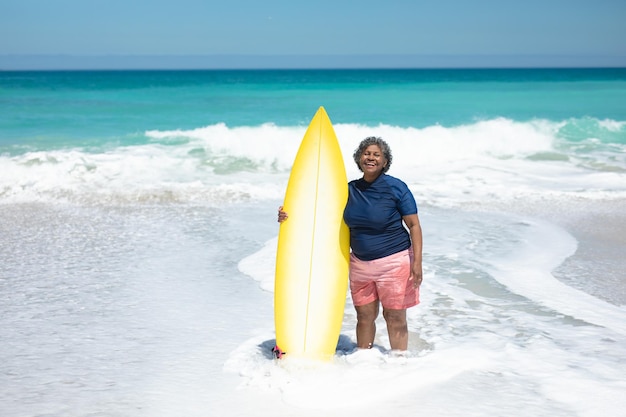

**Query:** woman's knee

left=355, top=302, right=379, bottom=323
left=383, top=308, right=407, bottom=327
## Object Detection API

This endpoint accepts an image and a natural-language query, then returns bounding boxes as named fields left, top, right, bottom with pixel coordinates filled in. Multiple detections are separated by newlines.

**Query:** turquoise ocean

left=1, top=69, right=626, bottom=416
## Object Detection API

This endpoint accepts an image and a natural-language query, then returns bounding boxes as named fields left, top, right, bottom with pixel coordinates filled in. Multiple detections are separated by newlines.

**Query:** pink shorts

left=349, top=248, right=420, bottom=310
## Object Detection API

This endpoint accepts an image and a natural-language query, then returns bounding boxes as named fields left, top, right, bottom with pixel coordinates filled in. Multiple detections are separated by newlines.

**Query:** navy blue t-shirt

left=343, top=174, right=418, bottom=261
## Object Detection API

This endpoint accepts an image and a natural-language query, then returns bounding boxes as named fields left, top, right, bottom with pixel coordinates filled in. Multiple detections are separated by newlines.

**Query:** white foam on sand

left=484, top=216, right=626, bottom=335
left=224, top=333, right=494, bottom=411
left=231, top=207, right=626, bottom=417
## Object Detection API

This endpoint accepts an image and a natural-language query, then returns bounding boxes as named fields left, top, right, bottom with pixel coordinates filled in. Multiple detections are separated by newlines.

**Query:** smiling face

left=359, top=144, right=388, bottom=182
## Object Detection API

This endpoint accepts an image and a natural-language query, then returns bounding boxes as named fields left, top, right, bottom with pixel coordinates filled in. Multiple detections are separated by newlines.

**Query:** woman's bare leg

left=355, top=301, right=379, bottom=348
left=383, top=308, right=408, bottom=351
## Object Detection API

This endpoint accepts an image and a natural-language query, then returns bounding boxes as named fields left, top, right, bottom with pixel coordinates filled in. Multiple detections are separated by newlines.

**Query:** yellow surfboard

left=274, top=106, right=350, bottom=361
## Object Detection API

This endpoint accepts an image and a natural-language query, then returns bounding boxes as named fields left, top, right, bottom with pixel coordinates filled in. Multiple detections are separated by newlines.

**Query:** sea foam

left=2, top=117, right=625, bottom=206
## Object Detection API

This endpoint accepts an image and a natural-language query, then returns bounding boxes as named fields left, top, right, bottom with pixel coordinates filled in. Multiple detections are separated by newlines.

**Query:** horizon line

left=2, top=53, right=625, bottom=71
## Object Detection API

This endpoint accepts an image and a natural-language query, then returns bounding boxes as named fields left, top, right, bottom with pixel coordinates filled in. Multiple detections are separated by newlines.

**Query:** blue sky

left=1, top=0, right=625, bottom=69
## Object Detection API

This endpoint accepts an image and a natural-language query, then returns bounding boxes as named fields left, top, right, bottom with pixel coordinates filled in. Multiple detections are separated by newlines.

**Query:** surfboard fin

left=272, top=345, right=285, bottom=359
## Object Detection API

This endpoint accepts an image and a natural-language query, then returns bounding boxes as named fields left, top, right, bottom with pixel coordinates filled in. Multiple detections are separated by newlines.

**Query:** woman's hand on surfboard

left=277, top=206, right=288, bottom=223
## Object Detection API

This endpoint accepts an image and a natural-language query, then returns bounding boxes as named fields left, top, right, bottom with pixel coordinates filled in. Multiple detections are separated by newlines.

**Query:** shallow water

left=1, top=200, right=625, bottom=416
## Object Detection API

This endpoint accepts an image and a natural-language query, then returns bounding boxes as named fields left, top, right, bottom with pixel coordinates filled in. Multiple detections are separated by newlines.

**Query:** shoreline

left=500, top=197, right=626, bottom=307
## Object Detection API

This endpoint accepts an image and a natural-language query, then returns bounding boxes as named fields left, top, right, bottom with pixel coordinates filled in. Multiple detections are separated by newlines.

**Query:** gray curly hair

left=352, top=136, right=393, bottom=174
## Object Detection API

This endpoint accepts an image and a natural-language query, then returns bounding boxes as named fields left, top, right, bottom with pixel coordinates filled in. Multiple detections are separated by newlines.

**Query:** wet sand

left=511, top=198, right=626, bottom=306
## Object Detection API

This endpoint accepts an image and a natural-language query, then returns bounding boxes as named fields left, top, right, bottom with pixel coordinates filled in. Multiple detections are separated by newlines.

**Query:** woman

left=278, top=136, right=423, bottom=352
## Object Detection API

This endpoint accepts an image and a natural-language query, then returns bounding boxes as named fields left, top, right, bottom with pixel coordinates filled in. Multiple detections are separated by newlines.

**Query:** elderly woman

left=278, top=136, right=423, bottom=352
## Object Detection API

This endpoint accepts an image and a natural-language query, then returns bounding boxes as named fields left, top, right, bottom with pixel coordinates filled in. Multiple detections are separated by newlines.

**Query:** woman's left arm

left=403, top=213, right=423, bottom=288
